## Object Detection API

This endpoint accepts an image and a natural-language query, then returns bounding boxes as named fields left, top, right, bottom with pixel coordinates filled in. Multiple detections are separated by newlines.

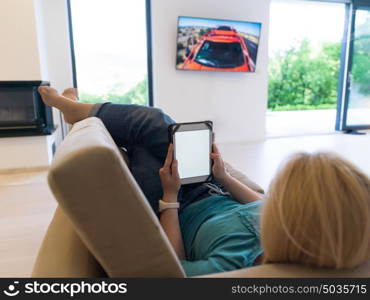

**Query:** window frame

left=66, top=0, right=154, bottom=107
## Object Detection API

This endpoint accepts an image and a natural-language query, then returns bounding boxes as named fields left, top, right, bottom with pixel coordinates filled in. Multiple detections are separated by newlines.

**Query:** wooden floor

left=0, top=132, right=369, bottom=277
left=220, top=132, right=370, bottom=190
left=0, top=171, right=56, bottom=277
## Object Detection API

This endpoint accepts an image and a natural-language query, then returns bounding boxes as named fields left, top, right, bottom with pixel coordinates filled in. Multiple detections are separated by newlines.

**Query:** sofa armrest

left=45, top=117, right=185, bottom=278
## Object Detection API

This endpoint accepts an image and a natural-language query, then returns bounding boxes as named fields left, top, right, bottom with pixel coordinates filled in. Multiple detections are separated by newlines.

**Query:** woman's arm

left=159, top=194, right=186, bottom=260
left=158, top=144, right=186, bottom=260
left=211, top=144, right=263, bottom=204
left=219, top=173, right=263, bottom=204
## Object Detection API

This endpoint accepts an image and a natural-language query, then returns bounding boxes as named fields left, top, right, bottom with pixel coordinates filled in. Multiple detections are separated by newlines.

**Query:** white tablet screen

left=175, top=129, right=211, bottom=179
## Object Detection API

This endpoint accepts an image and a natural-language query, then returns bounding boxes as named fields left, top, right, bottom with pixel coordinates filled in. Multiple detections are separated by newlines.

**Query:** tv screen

left=176, top=16, right=262, bottom=72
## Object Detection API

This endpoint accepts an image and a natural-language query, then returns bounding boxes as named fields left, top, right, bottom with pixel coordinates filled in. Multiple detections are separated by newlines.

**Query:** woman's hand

left=159, top=145, right=185, bottom=259
left=210, top=144, right=229, bottom=183
left=211, top=144, right=263, bottom=204
left=159, top=144, right=181, bottom=201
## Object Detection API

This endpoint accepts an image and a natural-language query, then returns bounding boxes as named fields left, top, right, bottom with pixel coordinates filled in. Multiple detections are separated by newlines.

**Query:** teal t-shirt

left=179, top=195, right=263, bottom=276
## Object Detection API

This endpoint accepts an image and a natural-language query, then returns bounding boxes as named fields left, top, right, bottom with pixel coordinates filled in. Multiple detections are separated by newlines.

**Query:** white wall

left=34, top=0, right=75, bottom=144
left=0, top=0, right=270, bottom=171
left=152, top=0, right=270, bottom=143
left=0, top=135, right=54, bottom=170
left=0, top=0, right=70, bottom=171
left=0, top=0, right=42, bottom=80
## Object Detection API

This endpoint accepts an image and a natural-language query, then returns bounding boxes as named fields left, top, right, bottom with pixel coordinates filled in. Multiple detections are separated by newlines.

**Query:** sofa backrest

left=46, top=117, right=185, bottom=277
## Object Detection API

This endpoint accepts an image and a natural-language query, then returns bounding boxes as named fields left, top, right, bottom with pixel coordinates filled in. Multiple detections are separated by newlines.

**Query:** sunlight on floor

left=266, top=110, right=337, bottom=138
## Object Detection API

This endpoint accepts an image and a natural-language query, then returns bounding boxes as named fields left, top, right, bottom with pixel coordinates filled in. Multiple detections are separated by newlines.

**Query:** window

left=68, top=0, right=152, bottom=106
left=267, top=0, right=346, bottom=136
left=337, top=1, right=370, bottom=132
left=346, top=8, right=370, bottom=126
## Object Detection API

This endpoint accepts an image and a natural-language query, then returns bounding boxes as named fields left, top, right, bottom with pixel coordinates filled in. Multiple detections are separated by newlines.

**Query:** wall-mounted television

left=176, top=16, right=262, bottom=73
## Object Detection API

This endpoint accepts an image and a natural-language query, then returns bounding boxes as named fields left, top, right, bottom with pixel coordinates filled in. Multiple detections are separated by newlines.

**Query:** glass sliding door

left=337, top=1, right=370, bottom=132
left=345, top=7, right=370, bottom=127
left=267, top=0, right=346, bottom=137
left=68, top=0, right=152, bottom=106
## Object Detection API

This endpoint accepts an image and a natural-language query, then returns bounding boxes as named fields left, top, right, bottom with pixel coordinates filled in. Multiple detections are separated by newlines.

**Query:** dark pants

left=93, top=103, right=223, bottom=215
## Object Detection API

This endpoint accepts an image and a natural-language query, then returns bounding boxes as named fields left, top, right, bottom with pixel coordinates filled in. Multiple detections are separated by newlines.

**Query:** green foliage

left=352, top=48, right=370, bottom=95
left=268, top=40, right=341, bottom=111
left=199, top=28, right=211, bottom=36
left=79, top=78, right=148, bottom=105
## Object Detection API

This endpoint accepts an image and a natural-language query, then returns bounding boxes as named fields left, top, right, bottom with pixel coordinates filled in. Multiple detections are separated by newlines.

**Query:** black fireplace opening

left=0, top=81, right=55, bottom=137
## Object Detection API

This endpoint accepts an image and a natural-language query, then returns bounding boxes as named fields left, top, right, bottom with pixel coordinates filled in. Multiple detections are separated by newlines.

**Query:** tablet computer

left=169, top=121, right=213, bottom=185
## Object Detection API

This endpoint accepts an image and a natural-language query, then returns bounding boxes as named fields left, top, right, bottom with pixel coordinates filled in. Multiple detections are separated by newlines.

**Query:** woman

left=262, top=152, right=370, bottom=269
left=38, top=87, right=370, bottom=276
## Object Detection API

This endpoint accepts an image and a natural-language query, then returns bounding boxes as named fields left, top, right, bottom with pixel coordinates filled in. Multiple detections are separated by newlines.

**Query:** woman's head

left=261, top=152, right=370, bottom=269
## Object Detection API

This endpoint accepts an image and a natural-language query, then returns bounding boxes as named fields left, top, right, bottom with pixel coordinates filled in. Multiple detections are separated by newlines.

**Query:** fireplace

left=0, top=81, right=55, bottom=137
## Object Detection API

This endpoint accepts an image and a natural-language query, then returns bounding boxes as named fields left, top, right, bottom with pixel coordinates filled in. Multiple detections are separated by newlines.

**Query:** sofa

left=32, top=117, right=370, bottom=278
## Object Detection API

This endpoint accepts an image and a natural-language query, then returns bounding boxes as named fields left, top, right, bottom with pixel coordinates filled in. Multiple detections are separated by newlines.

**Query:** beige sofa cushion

left=47, top=117, right=185, bottom=277
left=32, top=207, right=106, bottom=277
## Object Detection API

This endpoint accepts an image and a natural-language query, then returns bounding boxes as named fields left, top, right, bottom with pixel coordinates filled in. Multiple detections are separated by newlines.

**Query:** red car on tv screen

left=181, top=26, right=255, bottom=72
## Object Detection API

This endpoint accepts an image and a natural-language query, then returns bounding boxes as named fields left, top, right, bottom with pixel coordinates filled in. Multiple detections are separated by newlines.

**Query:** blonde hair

left=261, top=152, right=370, bottom=269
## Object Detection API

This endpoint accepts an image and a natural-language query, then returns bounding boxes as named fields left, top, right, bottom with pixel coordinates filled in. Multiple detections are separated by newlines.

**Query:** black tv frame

left=175, top=15, right=262, bottom=73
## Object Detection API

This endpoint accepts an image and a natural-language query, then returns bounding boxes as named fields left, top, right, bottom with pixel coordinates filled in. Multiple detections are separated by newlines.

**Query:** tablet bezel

left=170, top=121, right=213, bottom=185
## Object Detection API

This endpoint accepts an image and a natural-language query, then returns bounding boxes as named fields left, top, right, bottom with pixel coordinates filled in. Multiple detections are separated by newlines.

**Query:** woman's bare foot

left=38, top=86, right=93, bottom=124
left=38, top=86, right=61, bottom=107
left=62, top=88, right=78, bottom=101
